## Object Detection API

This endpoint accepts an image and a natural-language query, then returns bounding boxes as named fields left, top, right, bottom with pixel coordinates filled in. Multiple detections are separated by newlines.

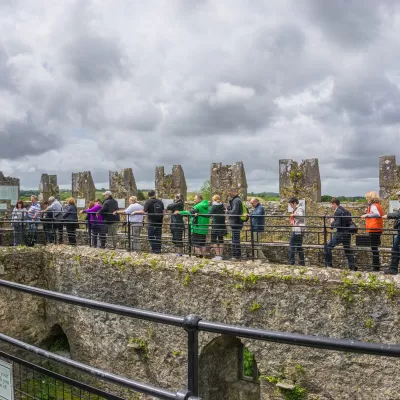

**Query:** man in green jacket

left=175, top=194, right=210, bottom=257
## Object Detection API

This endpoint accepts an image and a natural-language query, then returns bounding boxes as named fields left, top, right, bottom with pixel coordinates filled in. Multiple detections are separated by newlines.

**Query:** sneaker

left=349, top=267, right=358, bottom=272
left=212, top=256, right=222, bottom=261
left=176, top=253, right=183, bottom=257
left=384, top=268, right=398, bottom=275
left=367, top=266, right=380, bottom=272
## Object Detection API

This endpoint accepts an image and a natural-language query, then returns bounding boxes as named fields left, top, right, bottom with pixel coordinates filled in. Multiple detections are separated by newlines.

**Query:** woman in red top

left=361, top=191, right=384, bottom=271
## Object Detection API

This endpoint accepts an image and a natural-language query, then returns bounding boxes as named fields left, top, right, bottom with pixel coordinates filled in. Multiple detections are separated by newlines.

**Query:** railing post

left=127, top=219, right=131, bottom=252
left=250, top=215, right=255, bottom=261
left=183, top=314, right=201, bottom=396
left=187, top=215, right=192, bottom=257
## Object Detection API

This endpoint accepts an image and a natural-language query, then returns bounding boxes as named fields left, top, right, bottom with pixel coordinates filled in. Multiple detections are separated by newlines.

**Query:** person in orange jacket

left=361, top=191, right=384, bottom=271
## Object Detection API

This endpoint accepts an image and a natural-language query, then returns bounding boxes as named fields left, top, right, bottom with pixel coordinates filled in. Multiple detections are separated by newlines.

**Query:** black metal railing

left=0, top=211, right=398, bottom=271
left=0, top=279, right=400, bottom=399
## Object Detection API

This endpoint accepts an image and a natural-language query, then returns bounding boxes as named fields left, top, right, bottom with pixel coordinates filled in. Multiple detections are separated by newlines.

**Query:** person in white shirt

left=114, top=196, right=144, bottom=252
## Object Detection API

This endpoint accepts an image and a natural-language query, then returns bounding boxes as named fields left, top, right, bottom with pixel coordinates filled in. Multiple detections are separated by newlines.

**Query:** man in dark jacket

left=250, top=198, right=266, bottom=260
left=325, top=198, right=356, bottom=271
left=226, top=188, right=244, bottom=260
left=382, top=191, right=400, bottom=275
left=97, top=191, right=120, bottom=249
left=135, top=190, right=164, bottom=254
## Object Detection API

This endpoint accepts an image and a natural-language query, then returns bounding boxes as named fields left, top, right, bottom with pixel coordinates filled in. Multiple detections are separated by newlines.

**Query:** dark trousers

left=390, top=234, right=400, bottom=271
left=231, top=227, right=242, bottom=259
left=92, top=224, right=106, bottom=248
left=289, top=233, right=305, bottom=266
left=369, top=232, right=381, bottom=267
left=326, top=232, right=355, bottom=269
left=55, top=222, right=64, bottom=244
left=66, top=226, right=77, bottom=245
left=148, top=225, right=162, bottom=254
left=13, top=224, right=25, bottom=245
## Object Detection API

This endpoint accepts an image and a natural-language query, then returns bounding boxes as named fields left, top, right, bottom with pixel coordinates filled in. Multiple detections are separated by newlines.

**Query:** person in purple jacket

left=81, top=199, right=105, bottom=248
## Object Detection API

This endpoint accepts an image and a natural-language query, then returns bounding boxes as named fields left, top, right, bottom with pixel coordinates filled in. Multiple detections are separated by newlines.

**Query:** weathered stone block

left=39, top=174, right=59, bottom=202
left=279, top=158, right=321, bottom=202
left=210, top=162, right=247, bottom=202
left=72, top=171, right=96, bottom=203
left=155, top=165, right=187, bottom=200
left=379, top=155, right=400, bottom=199
left=109, top=168, right=137, bottom=206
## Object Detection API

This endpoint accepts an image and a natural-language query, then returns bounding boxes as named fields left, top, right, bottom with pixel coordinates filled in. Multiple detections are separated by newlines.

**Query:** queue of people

left=7, top=189, right=400, bottom=274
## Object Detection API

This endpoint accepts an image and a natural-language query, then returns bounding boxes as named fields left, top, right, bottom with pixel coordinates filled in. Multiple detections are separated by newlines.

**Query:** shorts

left=211, top=230, right=225, bottom=244
left=191, top=233, right=207, bottom=248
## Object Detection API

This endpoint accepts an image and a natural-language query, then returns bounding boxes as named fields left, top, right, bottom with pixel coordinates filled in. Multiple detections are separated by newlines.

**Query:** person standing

left=11, top=200, right=27, bottom=246
left=44, top=196, right=64, bottom=244
left=114, top=196, right=144, bottom=252
left=288, top=197, right=306, bottom=266
left=226, top=188, right=244, bottom=260
left=325, top=198, right=356, bottom=271
left=134, top=190, right=164, bottom=254
left=361, top=191, right=384, bottom=271
left=81, top=199, right=105, bottom=248
left=209, top=194, right=227, bottom=261
left=41, top=201, right=54, bottom=244
left=249, top=198, right=266, bottom=260
left=382, top=191, right=400, bottom=275
left=63, top=198, right=78, bottom=245
left=26, top=195, right=41, bottom=246
left=167, top=194, right=185, bottom=256
left=176, top=194, right=210, bottom=257
left=97, top=191, right=120, bottom=249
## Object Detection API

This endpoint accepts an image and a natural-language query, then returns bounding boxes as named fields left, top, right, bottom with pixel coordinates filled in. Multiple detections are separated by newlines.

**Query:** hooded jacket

left=180, top=199, right=210, bottom=235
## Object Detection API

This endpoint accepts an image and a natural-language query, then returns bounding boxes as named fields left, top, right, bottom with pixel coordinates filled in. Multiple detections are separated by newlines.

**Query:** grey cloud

left=61, top=34, right=129, bottom=84
left=0, top=119, right=62, bottom=159
left=301, top=0, right=397, bottom=48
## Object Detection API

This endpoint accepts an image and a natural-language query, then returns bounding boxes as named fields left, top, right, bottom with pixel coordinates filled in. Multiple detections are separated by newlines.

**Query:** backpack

left=240, top=201, right=250, bottom=222
left=153, top=201, right=163, bottom=214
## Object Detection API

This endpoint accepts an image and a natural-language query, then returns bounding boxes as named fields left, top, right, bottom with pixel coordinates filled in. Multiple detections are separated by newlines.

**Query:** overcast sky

left=1, top=0, right=400, bottom=195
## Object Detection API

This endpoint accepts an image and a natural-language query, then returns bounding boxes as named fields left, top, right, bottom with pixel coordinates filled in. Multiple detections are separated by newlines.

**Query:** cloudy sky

left=1, top=0, right=400, bottom=195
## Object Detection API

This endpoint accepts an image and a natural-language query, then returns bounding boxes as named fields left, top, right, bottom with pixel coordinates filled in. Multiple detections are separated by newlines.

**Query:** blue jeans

left=390, top=234, right=400, bottom=271
left=148, top=225, right=162, bottom=254
left=326, top=232, right=355, bottom=269
left=29, top=222, right=38, bottom=244
left=289, top=233, right=305, bottom=266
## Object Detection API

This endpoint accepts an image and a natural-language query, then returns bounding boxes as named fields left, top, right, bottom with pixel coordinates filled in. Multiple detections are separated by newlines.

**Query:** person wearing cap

left=97, top=191, right=120, bottom=249
left=43, top=196, right=64, bottom=243
left=382, top=190, right=400, bottom=275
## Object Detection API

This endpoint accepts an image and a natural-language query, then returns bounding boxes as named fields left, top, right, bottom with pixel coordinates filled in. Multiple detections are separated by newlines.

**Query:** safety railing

left=0, top=279, right=400, bottom=399
left=0, top=211, right=398, bottom=271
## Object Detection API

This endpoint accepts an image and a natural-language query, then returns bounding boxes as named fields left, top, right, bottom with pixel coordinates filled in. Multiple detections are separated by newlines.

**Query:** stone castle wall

left=155, top=165, right=187, bottom=201
left=210, top=162, right=247, bottom=202
left=39, top=174, right=59, bottom=202
left=72, top=171, right=96, bottom=204
left=109, top=168, right=137, bottom=207
left=0, top=246, right=399, bottom=400
left=279, top=158, right=321, bottom=203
